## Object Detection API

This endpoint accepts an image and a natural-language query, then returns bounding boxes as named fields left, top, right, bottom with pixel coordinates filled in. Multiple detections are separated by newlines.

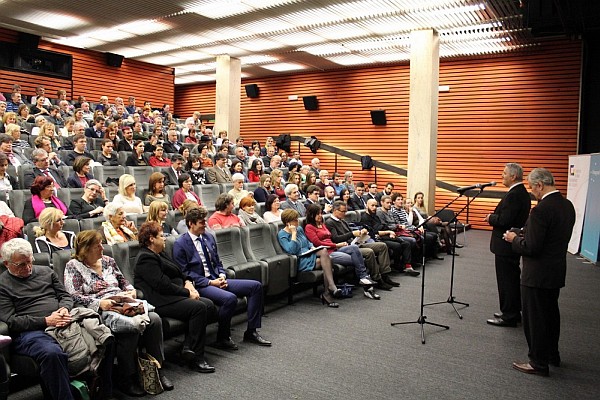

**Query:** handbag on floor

left=138, top=353, right=164, bottom=395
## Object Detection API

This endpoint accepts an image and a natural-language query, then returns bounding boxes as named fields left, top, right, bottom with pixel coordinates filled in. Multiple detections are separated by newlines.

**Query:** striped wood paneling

left=0, top=28, right=174, bottom=109
left=173, top=38, right=581, bottom=230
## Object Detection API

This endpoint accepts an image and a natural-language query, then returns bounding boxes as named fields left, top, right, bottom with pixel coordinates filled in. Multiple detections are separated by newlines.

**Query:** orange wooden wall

left=175, top=38, right=581, bottom=230
left=0, top=28, right=174, bottom=108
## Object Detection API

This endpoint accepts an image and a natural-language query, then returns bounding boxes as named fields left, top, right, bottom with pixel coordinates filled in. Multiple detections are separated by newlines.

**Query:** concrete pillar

left=215, top=55, right=241, bottom=140
left=407, top=29, right=439, bottom=214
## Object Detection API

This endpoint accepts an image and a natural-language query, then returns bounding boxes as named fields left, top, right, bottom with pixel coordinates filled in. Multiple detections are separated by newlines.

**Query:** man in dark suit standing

left=505, top=168, right=575, bottom=376
left=173, top=208, right=271, bottom=350
left=485, top=163, right=531, bottom=327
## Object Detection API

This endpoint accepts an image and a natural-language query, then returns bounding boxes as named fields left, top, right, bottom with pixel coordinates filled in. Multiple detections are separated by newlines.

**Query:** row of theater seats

left=4, top=175, right=260, bottom=219
left=2, top=211, right=365, bottom=389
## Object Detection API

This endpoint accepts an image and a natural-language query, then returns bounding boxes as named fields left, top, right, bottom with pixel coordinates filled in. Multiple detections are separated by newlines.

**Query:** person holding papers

left=278, top=209, right=341, bottom=308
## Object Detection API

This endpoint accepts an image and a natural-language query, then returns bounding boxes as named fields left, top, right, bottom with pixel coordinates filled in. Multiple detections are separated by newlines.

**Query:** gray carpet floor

left=9, top=230, right=600, bottom=399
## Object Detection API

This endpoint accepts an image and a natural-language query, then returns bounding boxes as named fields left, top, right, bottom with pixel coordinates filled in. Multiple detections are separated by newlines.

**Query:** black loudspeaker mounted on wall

left=370, top=110, right=387, bottom=125
left=105, top=52, right=124, bottom=67
left=18, top=32, right=40, bottom=50
left=245, top=84, right=259, bottom=98
left=303, top=95, right=319, bottom=110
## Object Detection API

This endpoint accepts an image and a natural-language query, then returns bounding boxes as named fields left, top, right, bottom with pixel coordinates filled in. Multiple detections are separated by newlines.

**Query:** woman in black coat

left=134, top=221, right=216, bottom=373
left=125, top=140, right=150, bottom=166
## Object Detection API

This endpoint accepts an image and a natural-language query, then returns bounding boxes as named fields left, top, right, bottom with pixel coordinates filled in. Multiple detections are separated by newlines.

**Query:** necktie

left=43, top=170, right=60, bottom=188
left=197, top=236, right=213, bottom=277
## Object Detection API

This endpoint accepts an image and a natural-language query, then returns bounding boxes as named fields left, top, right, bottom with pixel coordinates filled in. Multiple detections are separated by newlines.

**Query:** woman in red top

left=303, top=204, right=376, bottom=289
left=248, top=159, right=263, bottom=183
left=149, top=145, right=172, bottom=167
left=185, top=127, right=198, bottom=144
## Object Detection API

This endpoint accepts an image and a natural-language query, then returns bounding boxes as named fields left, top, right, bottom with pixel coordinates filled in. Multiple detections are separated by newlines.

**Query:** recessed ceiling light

left=261, top=62, right=306, bottom=72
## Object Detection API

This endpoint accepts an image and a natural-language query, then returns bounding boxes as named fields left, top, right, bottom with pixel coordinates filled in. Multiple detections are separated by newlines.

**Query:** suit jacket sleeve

left=488, top=186, right=531, bottom=229
left=325, top=219, right=355, bottom=243
left=173, top=235, right=211, bottom=288
left=511, top=205, right=547, bottom=257
left=206, top=168, right=217, bottom=184
left=135, top=250, right=189, bottom=298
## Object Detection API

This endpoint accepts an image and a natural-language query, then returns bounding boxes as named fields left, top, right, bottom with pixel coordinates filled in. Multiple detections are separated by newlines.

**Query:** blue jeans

left=329, top=245, right=369, bottom=279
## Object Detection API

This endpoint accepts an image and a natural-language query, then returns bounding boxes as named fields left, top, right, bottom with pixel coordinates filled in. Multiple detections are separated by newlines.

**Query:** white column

left=215, top=55, right=241, bottom=140
left=407, top=29, right=439, bottom=214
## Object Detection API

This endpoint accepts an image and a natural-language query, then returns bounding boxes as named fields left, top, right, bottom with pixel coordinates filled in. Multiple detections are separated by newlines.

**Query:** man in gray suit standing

left=505, top=168, right=575, bottom=377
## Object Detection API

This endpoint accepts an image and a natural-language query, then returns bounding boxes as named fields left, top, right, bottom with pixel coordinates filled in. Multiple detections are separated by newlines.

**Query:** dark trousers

left=156, top=297, right=213, bottom=357
left=379, top=238, right=411, bottom=267
left=495, top=254, right=522, bottom=321
left=12, top=330, right=74, bottom=400
left=114, top=311, right=164, bottom=380
left=198, top=279, right=263, bottom=340
left=521, top=285, right=561, bottom=370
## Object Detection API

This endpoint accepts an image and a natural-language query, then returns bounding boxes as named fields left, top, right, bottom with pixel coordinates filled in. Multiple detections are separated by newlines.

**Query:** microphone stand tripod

left=391, top=208, right=450, bottom=344
left=423, top=188, right=486, bottom=318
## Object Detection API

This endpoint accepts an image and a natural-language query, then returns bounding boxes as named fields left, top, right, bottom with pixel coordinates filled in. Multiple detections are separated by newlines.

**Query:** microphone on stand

left=457, top=181, right=496, bottom=193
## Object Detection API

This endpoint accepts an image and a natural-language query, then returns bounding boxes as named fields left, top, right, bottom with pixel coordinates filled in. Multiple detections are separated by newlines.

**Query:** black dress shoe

left=158, top=369, right=174, bottom=391
left=243, top=330, right=272, bottom=346
left=189, top=359, right=216, bottom=373
left=487, top=317, right=517, bottom=327
left=376, top=279, right=393, bottom=291
left=214, top=337, right=239, bottom=350
left=512, top=362, right=549, bottom=376
left=180, top=348, right=196, bottom=364
left=118, top=378, right=146, bottom=397
left=382, top=274, right=400, bottom=287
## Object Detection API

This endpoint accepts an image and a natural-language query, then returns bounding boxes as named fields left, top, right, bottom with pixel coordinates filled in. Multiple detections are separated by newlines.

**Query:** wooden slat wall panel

left=0, top=27, right=174, bottom=108
left=175, top=38, right=581, bottom=230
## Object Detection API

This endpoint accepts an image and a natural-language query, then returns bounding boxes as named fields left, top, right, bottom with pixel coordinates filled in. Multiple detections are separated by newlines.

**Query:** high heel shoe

left=320, top=293, right=339, bottom=308
left=330, top=288, right=343, bottom=299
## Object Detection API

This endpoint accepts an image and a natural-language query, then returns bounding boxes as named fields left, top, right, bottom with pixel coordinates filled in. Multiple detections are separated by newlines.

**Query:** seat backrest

left=117, top=151, right=129, bottom=166
left=164, top=235, right=178, bottom=259
left=79, top=216, right=105, bottom=232
left=166, top=209, right=182, bottom=229
left=241, top=224, right=278, bottom=260
left=269, top=221, right=286, bottom=253
left=33, top=252, right=51, bottom=268
left=126, top=167, right=153, bottom=188
left=93, top=165, right=125, bottom=186
left=111, top=241, right=140, bottom=284
left=214, top=227, right=248, bottom=268
left=52, top=249, right=74, bottom=283
left=244, top=182, right=259, bottom=192
left=343, top=210, right=356, bottom=224
left=218, top=182, right=234, bottom=194
left=437, top=209, right=457, bottom=223
left=195, top=184, right=220, bottom=211
left=10, top=190, right=31, bottom=219
left=58, top=188, right=85, bottom=209
left=130, top=213, right=148, bottom=229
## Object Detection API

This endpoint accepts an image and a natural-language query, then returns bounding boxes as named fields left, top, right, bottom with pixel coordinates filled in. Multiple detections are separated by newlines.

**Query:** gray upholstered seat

left=93, top=165, right=125, bottom=186
left=194, top=184, right=220, bottom=211
left=241, top=224, right=292, bottom=297
left=214, top=227, right=265, bottom=282
left=9, top=190, right=31, bottom=219
left=126, top=167, right=154, bottom=189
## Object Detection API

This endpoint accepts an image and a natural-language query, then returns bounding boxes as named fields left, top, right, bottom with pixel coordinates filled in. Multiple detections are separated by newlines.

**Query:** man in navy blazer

left=505, top=168, right=575, bottom=377
left=173, top=208, right=271, bottom=350
left=485, top=163, right=531, bottom=327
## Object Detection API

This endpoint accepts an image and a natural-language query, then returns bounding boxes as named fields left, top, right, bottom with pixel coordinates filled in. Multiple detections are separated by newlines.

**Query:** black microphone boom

left=457, top=181, right=496, bottom=193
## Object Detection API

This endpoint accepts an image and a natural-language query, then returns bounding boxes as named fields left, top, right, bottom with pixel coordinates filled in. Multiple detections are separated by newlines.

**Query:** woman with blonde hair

left=112, top=174, right=146, bottom=214
left=176, top=199, right=200, bottom=234
left=270, top=168, right=286, bottom=201
left=40, top=122, right=61, bottom=150
left=34, top=207, right=75, bottom=257
left=146, top=200, right=176, bottom=236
